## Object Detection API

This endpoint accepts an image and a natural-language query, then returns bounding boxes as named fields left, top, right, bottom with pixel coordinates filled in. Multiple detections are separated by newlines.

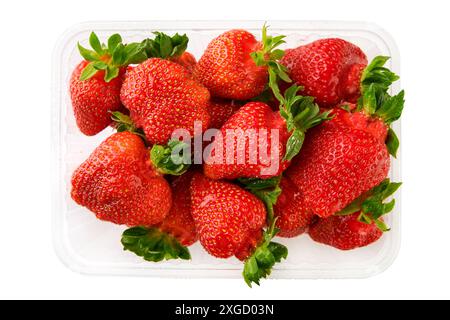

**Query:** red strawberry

left=286, top=57, right=405, bottom=218
left=273, top=176, right=315, bottom=238
left=207, top=99, right=241, bottom=129
left=71, top=131, right=172, bottom=226
left=204, top=88, right=330, bottom=180
left=286, top=112, right=390, bottom=218
left=158, top=170, right=198, bottom=246
left=70, top=61, right=124, bottom=135
left=194, top=26, right=290, bottom=100
left=281, top=38, right=368, bottom=107
left=190, top=172, right=266, bottom=259
left=190, top=172, right=288, bottom=287
left=120, top=58, right=210, bottom=145
left=204, top=102, right=289, bottom=179
left=308, top=212, right=383, bottom=250
left=69, top=32, right=148, bottom=136
left=308, top=178, right=401, bottom=250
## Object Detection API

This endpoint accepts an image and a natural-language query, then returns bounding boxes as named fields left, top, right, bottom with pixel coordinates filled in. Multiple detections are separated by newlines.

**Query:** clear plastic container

left=52, top=20, right=402, bottom=279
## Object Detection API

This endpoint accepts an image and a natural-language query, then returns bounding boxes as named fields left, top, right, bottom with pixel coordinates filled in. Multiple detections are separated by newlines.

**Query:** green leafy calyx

left=78, top=32, right=148, bottom=82
left=336, top=179, right=402, bottom=232
left=121, top=226, right=191, bottom=262
left=150, top=139, right=191, bottom=176
left=250, top=24, right=292, bottom=95
left=239, top=176, right=282, bottom=222
left=141, top=32, right=188, bottom=59
left=256, top=27, right=333, bottom=161
left=278, top=85, right=333, bottom=161
left=359, top=56, right=404, bottom=122
left=386, top=127, right=400, bottom=158
left=111, top=111, right=146, bottom=140
left=243, top=219, right=288, bottom=287
left=239, top=175, right=288, bottom=287
left=358, top=56, right=405, bottom=157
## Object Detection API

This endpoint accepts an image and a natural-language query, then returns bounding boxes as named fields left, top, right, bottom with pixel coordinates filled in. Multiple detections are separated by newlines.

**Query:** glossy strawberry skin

left=70, top=61, right=124, bottom=136
left=194, top=30, right=267, bottom=100
left=281, top=38, right=367, bottom=107
left=120, top=58, right=211, bottom=145
left=204, top=102, right=291, bottom=180
left=71, top=131, right=172, bottom=226
left=158, top=170, right=198, bottom=246
left=328, top=107, right=389, bottom=143
left=274, top=177, right=316, bottom=238
left=286, top=108, right=390, bottom=218
left=207, top=99, right=241, bottom=129
left=308, top=212, right=383, bottom=250
left=190, top=173, right=266, bottom=260
left=170, top=52, right=197, bottom=74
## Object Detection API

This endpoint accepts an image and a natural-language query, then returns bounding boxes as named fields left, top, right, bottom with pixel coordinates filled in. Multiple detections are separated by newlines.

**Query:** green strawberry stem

left=111, top=111, right=147, bottom=140
left=255, top=27, right=333, bottom=162
left=386, top=128, right=400, bottom=158
left=150, top=140, right=191, bottom=176
left=250, top=23, right=292, bottom=99
left=239, top=176, right=287, bottom=287
left=335, top=179, right=402, bottom=232
left=78, top=32, right=149, bottom=82
left=111, top=111, right=191, bottom=176
left=358, top=56, right=405, bottom=157
left=140, top=32, right=188, bottom=59
left=243, top=218, right=288, bottom=287
left=278, top=85, right=333, bottom=161
left=121, top=226, right=191, bottom=262
left=239, top=176, right=282, bottom=222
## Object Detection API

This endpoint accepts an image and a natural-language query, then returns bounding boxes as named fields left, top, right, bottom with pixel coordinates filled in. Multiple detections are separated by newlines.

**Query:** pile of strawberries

left=69, top=26, right=404, bottom=286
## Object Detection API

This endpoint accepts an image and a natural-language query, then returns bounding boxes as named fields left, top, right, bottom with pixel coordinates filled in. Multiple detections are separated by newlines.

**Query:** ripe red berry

left=281, top=38, right=368, bottom=107
left=71, top=131, right=172, bottom=226
left=308, top=212, right=383, bottom=250
left=190, top=173, right=266, bottom=259
left=120, top=58, right=210, bottom=145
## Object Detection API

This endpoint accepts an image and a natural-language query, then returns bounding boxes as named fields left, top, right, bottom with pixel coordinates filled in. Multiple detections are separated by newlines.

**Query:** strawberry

left=190, top=173, right=287, bottom=287
left=119, top=168, right=197, bottom=263
left=158, top=170, right=198, bottom=246
left=286, top=57, right=405, bottom=218
left=273, top=176, right=315, bottom=238
left=69, top=32, right=148, bottom=136
left=204, top=86, right=331, bottom=180
left=120, top=57, right=210, bottom=145
left=207, top=99, right=241, bottom=129
left=309, top=212, right=383, bottom=250
left=286, top=111, right=390, bottom=218
left=71, top=131, right=172, bottom=226
left=204, top=101, right=289, bottom=179
left=309, top=179, right=401, bottom=250
left=190, top=172, right=266, bottom=259
left=281, top=38, right=368, bottom=107
left=194, top=25, right=291, bottom=100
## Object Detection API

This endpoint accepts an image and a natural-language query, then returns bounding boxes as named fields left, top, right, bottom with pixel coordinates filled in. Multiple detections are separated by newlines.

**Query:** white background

left=0, top=0, right=448, bottom=299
